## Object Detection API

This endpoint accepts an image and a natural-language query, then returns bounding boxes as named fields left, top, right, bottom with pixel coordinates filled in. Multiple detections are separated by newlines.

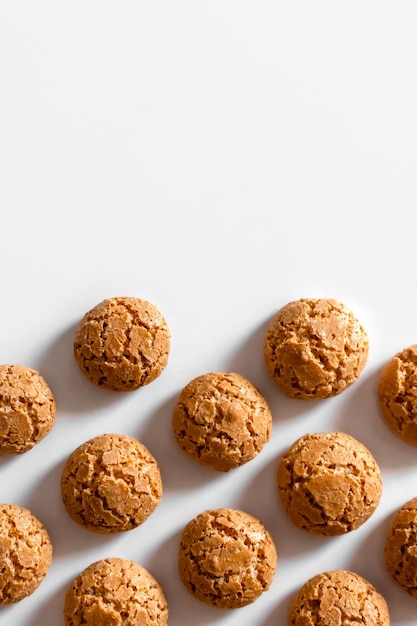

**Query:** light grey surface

left=1, top=2, right=417, bottom=624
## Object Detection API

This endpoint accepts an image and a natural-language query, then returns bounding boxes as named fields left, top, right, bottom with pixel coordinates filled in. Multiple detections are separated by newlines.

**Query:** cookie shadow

left=346, top=510, right=417, bottom=624
left=346, top=511, right=391, bottom=582
left=22, top=457, right=117, bottom=558
left=334, top=365, right=417, bottom=471
left=145, top=529, right=232, bottom=626
left=233, top=454, right=332, bottom=561
left=232, top=454, right=281, bottom=532
left=26, top=577, right=68, bottom=626
left=260, top=588, right=294, bottom=626
left=225, top=317, right=326, bottom=424
left=0, top=454, right=22, bottom=469
left=0, top=603, right=17, bottom=622
left=136, top=394, right=220, bottom=494
left=34, top=323, right=126, bottom=415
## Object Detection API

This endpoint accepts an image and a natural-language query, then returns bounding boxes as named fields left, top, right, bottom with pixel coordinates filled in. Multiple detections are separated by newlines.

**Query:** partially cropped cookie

left=61, top=433, right=162, bottom=533
left=288, top=570, right=390, bottom=626
left=64, top=558, right=168, bottom=626
left=0, top=364, right=56, bottom=454
left=74, top=297, right=170, bottom=391
left=0, top=504, right=52, bottom=605
left=385, top=496, right=417, bottom=598
left=264, top=298, right=369, bottom=399
left=178, top=508, right=277, bottom=609
left=378, top=345, right=417, bottom=445
left=278, top=432, right=382, bottom=535
left=172, top=372, right=272, bottom=472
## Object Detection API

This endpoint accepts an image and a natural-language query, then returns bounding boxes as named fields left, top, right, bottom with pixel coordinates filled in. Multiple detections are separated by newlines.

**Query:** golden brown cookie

left=172, top=372, right=272, bottom=472
left=288, top=570, right=390, bottom=625
left=385, top=496, right=417, bottom=598
left=378, top=345, right=417, bottom=445
left=61, top=433, right=162, bottom=533
left=264, top=298, right=369, bottom=399
left=64, top=558, right=168, bottom=626
left=73, top=296, right=170, bottom=391
left=0, top=364, right=56, bottom=454
left=278, top=432, right=382, bottom=535
left=0, top=503, right=53, bottom=605
left=178, top=508, right=277, bottom=609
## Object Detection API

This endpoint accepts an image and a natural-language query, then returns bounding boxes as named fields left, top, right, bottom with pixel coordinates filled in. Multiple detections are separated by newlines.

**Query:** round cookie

left=64, top=558, right=168, bottom=626
left=172, top=372, right=272, bottom=472
left=0, top=503, right=52, bottom=605
left=0, top=364, right=56, bottom=454
left=178, top=508, right=277, bottom=609
left=385, top=496, right=417, bottom=597
left=61, top=433, right=162, bottom=533
left=288, top=570, right=390, bottom=626
left=278, top=432, right=382, bottom=536
left=73, top=296, right=170, bottom=391
left=378, top=344, right=417, bottom=445
left=264, top=298, right=369, bottom=399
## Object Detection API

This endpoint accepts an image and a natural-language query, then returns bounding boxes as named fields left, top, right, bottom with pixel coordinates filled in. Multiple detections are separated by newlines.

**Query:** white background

left=1, top=2, right=417, bottom=625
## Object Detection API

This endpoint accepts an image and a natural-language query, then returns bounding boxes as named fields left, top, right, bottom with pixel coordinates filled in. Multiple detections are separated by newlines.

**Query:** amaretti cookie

left=73, top=297, right=170, bottom=391
left=61, top=433, right=162, bottom=533
left=378, top=344, right=417, bottom=445
left=385, top=496, right=417, bottom=598
left=0, top=364, right=56, bottom=454
left=288, top=570, right=390, bottom=625
left=278, top=432, right=382, bottom=535
left=64, top=558, right=168, bottom=626
left=172, top=372, right=272, bottom=472
left=178, top=508, right=277, bottom=608
left=264, top=298, right=369, bottom=399
left=0, top=503, right=52, bottom=605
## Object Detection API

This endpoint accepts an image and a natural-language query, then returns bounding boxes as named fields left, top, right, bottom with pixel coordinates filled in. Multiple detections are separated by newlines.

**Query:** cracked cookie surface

left=64, top=557, right=168, bottom=626
left=278, top=432, right=382, bottom=535
left=61, top=433, right=162, bottom=533
left=0, top=364, right=56, bottom=454
left=74, top=297, right=170, bottom=391
left=264, top=298, right=368, bottom=399
left=0, top=503, right=52, bottom=604
left=288, top=570, right=390, bottom=625
left=385, top=497, right=417, bottom=598
left=172, top=372, right=272, bottom=472
left=178, top=508, right=277, bottom=609
left=378, top=344, right=417, bottom=445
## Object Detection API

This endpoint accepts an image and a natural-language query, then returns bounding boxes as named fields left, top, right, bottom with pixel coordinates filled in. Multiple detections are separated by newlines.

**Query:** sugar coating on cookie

left=264, top=298, right=369, bottom=399
left=61, top=433, right=162, bottom=533
left=288, top=570, right=390, bottom=626
left=378, top=345, right=417, bottom=445
left=385, top=496, right=417, bottom=598
left=73, top=297, right=170, bottom=391
left=0, top=364, right=56, bottom=454
left=278, top=432, right=382, bottom=536
left=172, top=372, right=272, bottom=472
left=64, top=558, right=168, bottom=626
left=178, top=508, right=277, bottom=609
left=0, top=503, right=52, bottom=605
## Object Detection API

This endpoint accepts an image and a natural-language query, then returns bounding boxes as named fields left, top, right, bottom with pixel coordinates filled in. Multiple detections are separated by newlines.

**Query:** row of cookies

left=265, top=296, right=417, bottom=448
left=168, top=296, right=417, bottom=622
left=264, top=297, right=417, bottom=624
left=2, top=492, right=411, bottom=626
left=1, top=295, right=417, bottom=625
left=1, top=295, right=414, bottom=461
left=0, top=298, right=168, bottom=622
left=0, top=501, right=169, bottom=622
